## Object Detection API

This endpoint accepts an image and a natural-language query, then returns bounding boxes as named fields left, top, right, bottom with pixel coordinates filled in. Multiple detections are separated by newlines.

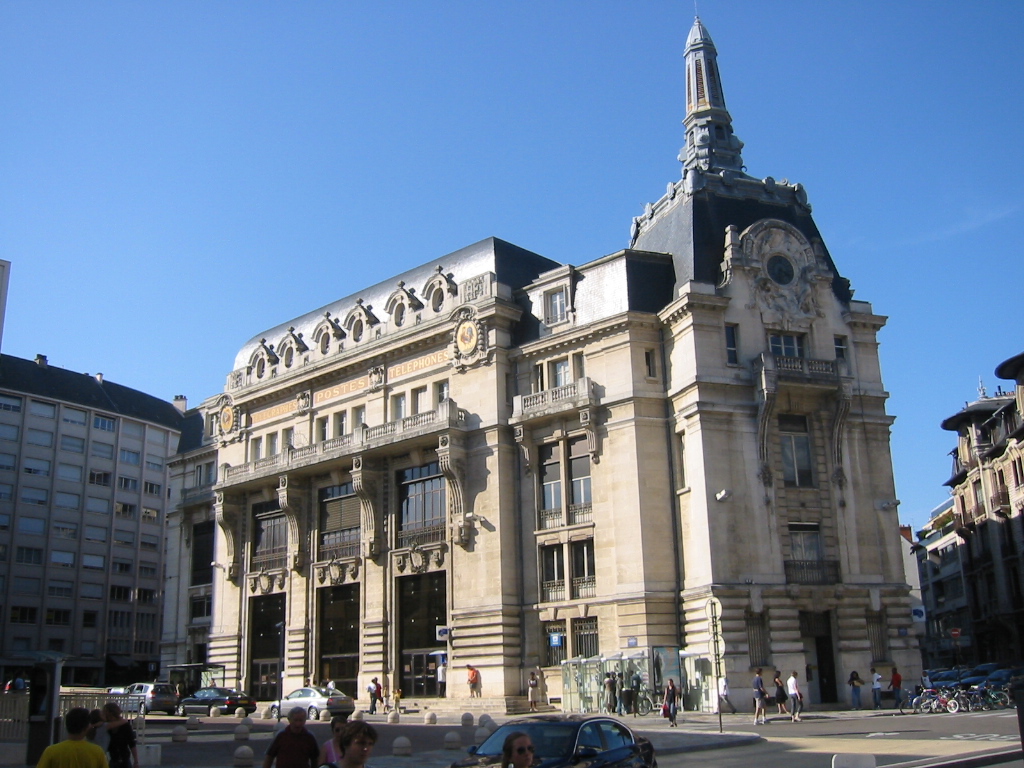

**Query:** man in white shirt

left=870, top=668, right=883, bottom=709
left=786, top=671, right=803, bottom=722
left=718, top=677, right=737, bottom=714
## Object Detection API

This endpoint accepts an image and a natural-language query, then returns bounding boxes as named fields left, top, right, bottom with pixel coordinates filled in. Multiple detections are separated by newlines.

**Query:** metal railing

left=512, top=377, right=594, bottom=420
left=783, top=559, right=841, bottom=585
left=568, top=503, right=592, bottom=525
left=538, top=507, right=563, bottom=529
left=251, top=548, right=289, bottom=572
left=571, top=575, right=597, bottom=599
left=541, top=579, right=566, bottom=602
left=396, top=524, right=446, bottom=550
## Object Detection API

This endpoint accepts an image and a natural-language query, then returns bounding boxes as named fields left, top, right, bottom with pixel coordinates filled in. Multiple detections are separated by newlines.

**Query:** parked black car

left=176, top=687, right=257, bottom=717
left=449, top=715, right=656, bottom=768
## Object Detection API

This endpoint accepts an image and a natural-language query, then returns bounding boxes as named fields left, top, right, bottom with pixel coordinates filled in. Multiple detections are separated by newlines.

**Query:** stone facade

left=161, top=19, right=915, bottom=709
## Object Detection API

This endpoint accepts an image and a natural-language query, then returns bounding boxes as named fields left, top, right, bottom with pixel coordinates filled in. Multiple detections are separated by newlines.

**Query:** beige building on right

left=161, top=18, right=915, bottom=711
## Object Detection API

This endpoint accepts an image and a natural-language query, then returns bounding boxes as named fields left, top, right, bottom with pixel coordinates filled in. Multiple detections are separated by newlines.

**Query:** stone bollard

left=240, top=717, right=254, bottom=727
left=235, top=707, right=247, bottom=718
left=210, top=706, right=222, bottom=718
left=423, top=711, right=437, bottom=724
left=351, top=710, right=364, bottom=721
left=479, top=714, right=493, bottom=727
left=444, top=731, right=462, bottom=750
left=474, top=727, right=490, bottom=744
left=186, top=716, right=201, bottom=731
left=171, top=726, right=188, bottom=743
left=392, top=736, right=412, bottom=756
left=320, top=710, right=331, bottom=721
left=234, top=725, right=250, bottom=741
left=387, top=710, right=400, bottom=724
left=234, top=746, right=254, bottom=768
left=461, top=712, right=474, bottom=727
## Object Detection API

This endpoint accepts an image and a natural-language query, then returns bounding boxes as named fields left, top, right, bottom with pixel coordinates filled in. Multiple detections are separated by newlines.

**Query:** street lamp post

left=275, top=621, right=285, bottom=722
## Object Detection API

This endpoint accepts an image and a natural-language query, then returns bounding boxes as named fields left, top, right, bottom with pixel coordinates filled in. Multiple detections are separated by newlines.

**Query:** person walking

left=98, top=702, right=139, bottom=768
left=870, top=667, right=883, bottom=709
left=718, top=676, right=737, bottom=714
left=37, top=707, right=107, bottom=768
left=889, top=667, right=903, bottom=709
left=663, top=678, right=679, bottom=727
left=616, top=672, right=626, bottom=715
left=436, top=661, right=447, bottom=698
left=630, top=670, right=642, bottom=716
left=848, top=671, right=863, bottom=710
left=527, top=671, right=540, bottom=712
left=773, top=671, right=790, bottom=716
left=786, top=671, right=803, bottom=722
left=467, top=665, right=482, bottom=698
left=365, top=677, right=379, bottom=715
left=752, top=668, right=769, bottom=725
left=262, top=707, right=319, bottom=768
left=317, top=715, right=347, bottom=767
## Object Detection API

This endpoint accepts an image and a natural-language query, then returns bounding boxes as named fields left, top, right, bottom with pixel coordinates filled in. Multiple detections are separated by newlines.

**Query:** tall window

left=540, top=545, right=565, bottom=602
left=334, top=411, right=348, bottom=437
left=545, top=289, right=567, bottom=324
left=866, top=610, right=888, bottom=663
left=779, top=415, right=813, bottom=487
left=572, top=617, right=598, bottom=658
left=568, top=437, right=591, bottom=512
left=397, top=462, right=445, bottom=547
left=320, top=483, right=360, bottom=559
left=834, top=336, right=848, bottom=361
left=725, top=325, right=739, bottom=365
left=570, top=539, right=596, bottom=598
left=788, top=523, right=822, bottom=561
left=252, top=500, right=287, bottom=570
left=543, top=621, right=567, bottom=667
left=191, top=521, right=215, bottom=586
left=745, top=611, right=770, bottom=667
left=769, top=333, right=804, bottom=358
left=539, top=444, right=562, bottom=528
left=391, top=393, right=407, bottom=420
left=316, top=417, right=329, bottom=443
left=550, top=359, right=571, bottom=388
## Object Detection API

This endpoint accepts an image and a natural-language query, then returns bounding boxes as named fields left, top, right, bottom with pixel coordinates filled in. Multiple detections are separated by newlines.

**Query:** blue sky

left=1, top=1, right=1022, bottom=534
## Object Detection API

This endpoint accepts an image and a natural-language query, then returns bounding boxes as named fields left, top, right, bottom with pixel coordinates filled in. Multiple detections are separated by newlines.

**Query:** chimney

left=173, top=395, right=188, bottom=413
left=34, top=354, right=47, bottom=368
left=95, top=373, right=103, bottom=383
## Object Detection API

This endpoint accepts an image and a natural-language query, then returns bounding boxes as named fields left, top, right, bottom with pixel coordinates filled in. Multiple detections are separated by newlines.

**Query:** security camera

left=715, top=489, right=732, bottom=502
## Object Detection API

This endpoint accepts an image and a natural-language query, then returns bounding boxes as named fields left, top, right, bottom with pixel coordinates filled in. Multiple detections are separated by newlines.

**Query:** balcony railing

left=221, top=399, right=467, bottom=486
left=511, top=377, right=594, bottom=422
left=541, top=579, right=566, bottom=602
left=251, top=548, right=288, bottom=572
left=568, top=503, right=593, bottom=525
left=538, top=507, right=563, bottom=530
left=396, top=524, right=446, bottom=550
left=757, top=353, right=840, bottom=387
left=991, top=487, right=1010, bottom=514
left=180, top=484, right=215, bottom=507
left=319, top=540, right=360, bottom=562
left=783, top=559, right=840, bottom=585
left=571, top=575, right=597, bottom=599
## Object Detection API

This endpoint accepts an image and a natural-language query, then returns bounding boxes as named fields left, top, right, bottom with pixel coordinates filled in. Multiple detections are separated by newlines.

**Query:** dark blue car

left=450, top=715, right=656, bottom=768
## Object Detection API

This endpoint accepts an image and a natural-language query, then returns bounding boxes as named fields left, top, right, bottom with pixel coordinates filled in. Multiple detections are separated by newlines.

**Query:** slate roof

left=940, top=395, right=1015, bottom=432
left=175, top=410, right=207, bottom=454
left=632, top=187, right=853, bottom=303
left=0, top=353, right=183, bottom=432
left=996, top=351, right=1024, bottom=382
left=233, top=237, right=562, bottom=370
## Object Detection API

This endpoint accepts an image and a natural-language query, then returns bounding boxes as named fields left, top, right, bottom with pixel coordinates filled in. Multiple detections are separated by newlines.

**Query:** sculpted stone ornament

left=450, top=307, right=490, bottom=371
left=368, top=366, right=385, bottom=392
left=296, top=391, right=311, bottom=414
left=315, top=558, right=360, bottom=585
left=249, top=569, right=286, bottom=595
left=395, top=541, right=446, bottom=573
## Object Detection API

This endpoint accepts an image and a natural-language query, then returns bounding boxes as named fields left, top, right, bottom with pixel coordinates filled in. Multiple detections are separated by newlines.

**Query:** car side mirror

left=573, top=747, right=600, bottom=762
left=466, top=745, right=478, bottom=755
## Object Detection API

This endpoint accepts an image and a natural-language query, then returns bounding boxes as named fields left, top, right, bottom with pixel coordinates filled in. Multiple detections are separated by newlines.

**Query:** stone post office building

left=163, top=19, right=915, bottom=708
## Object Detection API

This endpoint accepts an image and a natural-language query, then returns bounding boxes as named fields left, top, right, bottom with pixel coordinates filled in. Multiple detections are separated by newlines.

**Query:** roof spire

left=679, top=17, right=745, bottom=176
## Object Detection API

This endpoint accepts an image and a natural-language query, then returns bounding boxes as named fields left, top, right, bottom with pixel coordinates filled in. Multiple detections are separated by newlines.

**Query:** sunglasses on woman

left=516, top=745, right=535, bottom=754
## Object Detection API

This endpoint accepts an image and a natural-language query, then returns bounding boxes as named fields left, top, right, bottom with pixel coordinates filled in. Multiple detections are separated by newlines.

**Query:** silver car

left=126, top=682, right=179, bottom=715
left=271, top=687, right=354, bottom=720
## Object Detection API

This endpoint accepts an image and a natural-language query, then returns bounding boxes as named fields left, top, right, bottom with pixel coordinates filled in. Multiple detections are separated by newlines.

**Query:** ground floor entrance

left=397, top=572, right=445, bottom=697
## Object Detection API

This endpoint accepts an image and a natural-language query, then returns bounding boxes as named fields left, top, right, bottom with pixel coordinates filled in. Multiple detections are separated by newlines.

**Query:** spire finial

left=680, top=18, right=745, bottom=176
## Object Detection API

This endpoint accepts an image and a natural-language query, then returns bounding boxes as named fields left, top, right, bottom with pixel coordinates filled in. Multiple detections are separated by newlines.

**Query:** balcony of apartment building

left=180, top=483, right=216, bottom=509
left=511, top=377, right=595, bottom=424
left=538, top=502, right=593, bottom=531
left=991, top=486, right=1011, bottom=518
left=218, top=398, right=468, bottom=490
left=784, top=558, right=841, bottom=585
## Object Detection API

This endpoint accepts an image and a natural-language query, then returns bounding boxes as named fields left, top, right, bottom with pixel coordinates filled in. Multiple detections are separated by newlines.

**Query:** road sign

left=950, top=627, right=961, bottom=639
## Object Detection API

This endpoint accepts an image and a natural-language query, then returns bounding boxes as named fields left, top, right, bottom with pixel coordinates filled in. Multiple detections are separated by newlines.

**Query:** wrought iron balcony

left=396, top=524, right=446, bottom=550
left=319, top=539, right=360, bottom=562
left=571, top=575, right=597, bottom=599
left=220, top=399, right=468, bottom=487
left=783, top=559, right=840, bottom=585
left=991, top=487, right=1010, bottom=516
left=250, top=548, right=288, bottom=572
left=568, top=503, right=593, bottom=525
left=511, top=377, right=595, bottom=423
left=537, top=503, right=592, bottom=530
left=541, top=579, right=565, bottom=602
left=538, top=507, right=563, bottom=530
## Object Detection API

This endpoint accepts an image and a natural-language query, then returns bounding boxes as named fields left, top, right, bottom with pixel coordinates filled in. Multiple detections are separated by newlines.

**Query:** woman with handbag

left=848, top=671, right=864, bottom=710
left=662, top=678, right=678, bottom=727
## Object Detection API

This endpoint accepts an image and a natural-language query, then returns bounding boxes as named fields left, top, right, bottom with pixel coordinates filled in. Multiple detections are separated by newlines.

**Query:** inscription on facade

left=387, top=350, right=448, bottom=381
left=250, top=400, right=298, bottom=425
left=313, top=376, right=370, bottom=406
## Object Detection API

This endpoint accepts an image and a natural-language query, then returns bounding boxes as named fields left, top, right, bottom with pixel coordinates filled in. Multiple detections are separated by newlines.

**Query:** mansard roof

left=995, top=351, right=1024, bottom=382
left=0, top=353, right=184, bottom=431
left=940, top=395, right=1015, bottom=432
left=232, top=237, right=561, bottom=370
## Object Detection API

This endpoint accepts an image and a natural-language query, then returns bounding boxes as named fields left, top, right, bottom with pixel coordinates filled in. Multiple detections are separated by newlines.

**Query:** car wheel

left=138, top=703, right=148, bottom=716
left=270, top=705, right=280, bottom=719
left=175, top=704, right=185, bottom=717
left=308, top=706, right=319, bottom=720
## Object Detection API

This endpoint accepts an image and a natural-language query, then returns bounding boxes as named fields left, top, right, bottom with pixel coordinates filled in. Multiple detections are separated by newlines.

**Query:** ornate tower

left=679, top=18, right=745, bottom=176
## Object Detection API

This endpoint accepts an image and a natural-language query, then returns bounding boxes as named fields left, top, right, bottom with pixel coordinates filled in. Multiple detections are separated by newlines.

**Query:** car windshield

left=477, top=723, right=580, bottom=758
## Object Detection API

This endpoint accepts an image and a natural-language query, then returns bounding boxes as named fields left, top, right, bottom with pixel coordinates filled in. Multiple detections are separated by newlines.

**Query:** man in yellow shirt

left=38, top=707, right=107, bottom=768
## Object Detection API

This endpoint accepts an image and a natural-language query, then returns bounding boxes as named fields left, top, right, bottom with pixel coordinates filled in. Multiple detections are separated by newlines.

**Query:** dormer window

left=283, top=346, right=294, bottom=368
left=545, top=289, right=567, bottom=325
left=319, top=333, right=330, bottom=355
left=393, top=303, right=406, bottom=327
left=431, top=288, right=444, bottom=312
left=352, top=320, right=364, bottom=343
left=255, top=357, right=266, bottom=379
